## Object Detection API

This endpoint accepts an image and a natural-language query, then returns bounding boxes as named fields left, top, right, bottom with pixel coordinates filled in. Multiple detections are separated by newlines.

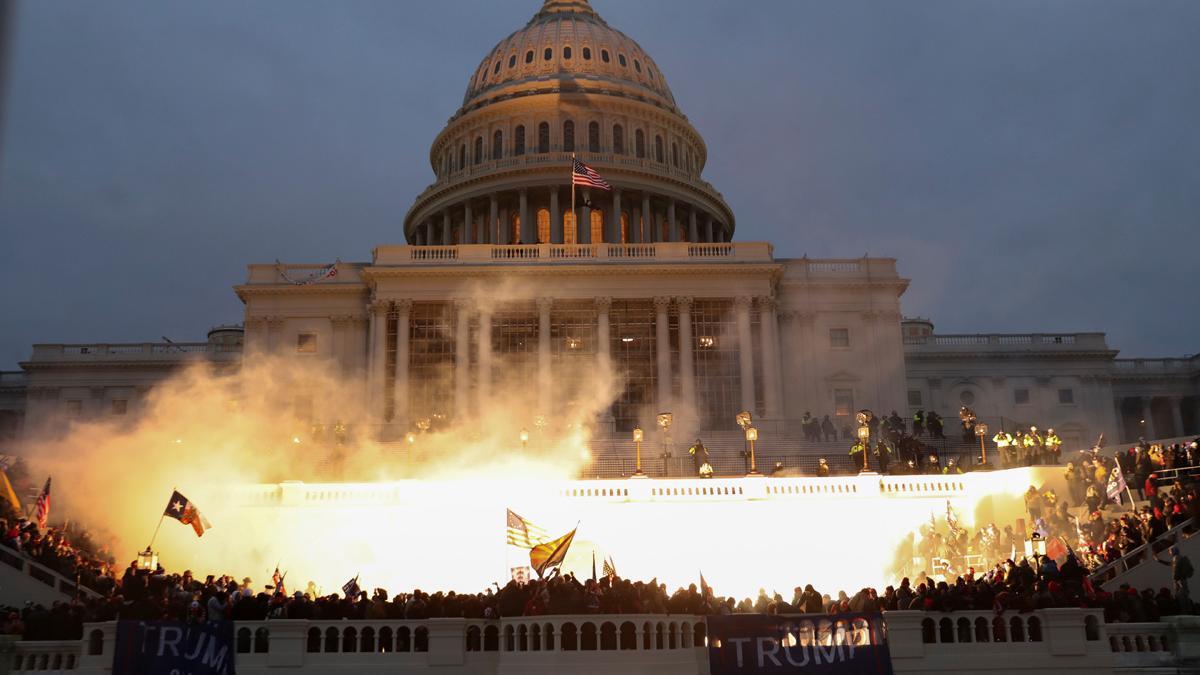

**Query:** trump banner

left=114, top=621, right=236, bottom=675
left=707, top=613, right=893, bottom=675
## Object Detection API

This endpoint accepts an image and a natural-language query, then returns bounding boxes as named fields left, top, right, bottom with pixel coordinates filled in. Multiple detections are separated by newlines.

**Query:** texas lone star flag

left=164, top=491, right=212, bottom=537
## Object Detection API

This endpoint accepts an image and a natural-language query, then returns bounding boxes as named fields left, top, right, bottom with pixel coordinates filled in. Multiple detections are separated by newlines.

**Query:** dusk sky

left=1, top=0, right=1197, bottom=369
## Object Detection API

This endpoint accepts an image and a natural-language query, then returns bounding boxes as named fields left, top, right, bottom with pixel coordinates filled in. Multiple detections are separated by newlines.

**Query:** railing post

left=427, top=618, right=467, bottom=666
left=881, top=611, right=925, bottom=658
left=265, top=620, right=306, bottom=667
left=1041, top=608, right=1088, bottom=655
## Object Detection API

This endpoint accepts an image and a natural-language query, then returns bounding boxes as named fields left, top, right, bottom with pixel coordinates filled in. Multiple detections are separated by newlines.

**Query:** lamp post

left=975, top=421, right=989, bottom=468
left=520, top=428, right=529, bottom=451
left=657, top=412, right=673, bottom=477
left=746, top=426, right=759, bottom=475
left=736, top=411, right=753, bottom=473
left=855, top=409, right=874, bottom=473
left=633, top=427, right=644, bottom=476
left=1024, top=532, right=1047, bottom=559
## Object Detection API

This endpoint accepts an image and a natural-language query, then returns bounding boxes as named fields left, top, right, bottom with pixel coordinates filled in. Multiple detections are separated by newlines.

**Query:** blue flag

left=707, top=613, right=893, bottom=674
left=114, top=621, right=235, bottom=675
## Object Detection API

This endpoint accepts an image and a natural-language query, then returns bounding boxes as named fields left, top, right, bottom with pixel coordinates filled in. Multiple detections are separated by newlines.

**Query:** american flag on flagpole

left=571, top=157, right=611, bottom=191
left=34, top=477, right=51, bottom=530
left=507, top=509, right=550, bottom=549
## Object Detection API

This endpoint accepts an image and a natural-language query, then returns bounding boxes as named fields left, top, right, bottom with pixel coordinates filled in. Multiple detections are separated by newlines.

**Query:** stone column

left=654, top=296, right=672, bottom=410
left=463, top=202, right=474, bottom=244
left=579, top=190, right=592, bottom=244
left=455, top=299, right=472, bottom=421
left=758, top=297, right=783, bottom=419
left=1140, top=396, right=1154, bottom=439
left=477, top=308, right=493, bottom=411
left=424, top=221, right=434, bottom=246
left=596, top=296, right=612, bottom=374
left=519, top=189, right=530, bottom=244
left=369, top=300, right=390, bottom=421
left=442, top=210, right=452, bottom=245
left=393, top=300, right=412, bottom=427
left=704, top=215, right=714, bottom=243
left=667, top=199, right=677, bottom=242
left=734, top=296, right=756, bottom=414
left=632, top=206, right=642, bottom=243
left=688, top=208, right=698, bottom=243
left=1170, top=397, right=1185, bottom=438
left=537, top=298, right=553, bottom=415
left=642, top=194, right=653, bottom=242
left=677, top=297, right=696, bottom=417
left=550, top=188, right=562, bottom=244
left=489, top=194, right=499, bottom=245
left=610, top=188, right=622, bottom=243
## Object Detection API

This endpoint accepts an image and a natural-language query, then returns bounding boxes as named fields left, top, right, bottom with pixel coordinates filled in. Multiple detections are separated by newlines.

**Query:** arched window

left=510, top=212, right=520, bottom=245
left=458, top=144, right=466, bottom=170
left=588, top=122, right=600, bottom=152
left=612, top=125, right=624, bottom=154
left=492, top=130, right=503, bottom=160
left=563, top=46, right=572, bottom=59
left=635, top=130, right=645, bottom=158
left=591, top=209, right=604, bottom=244
left=633, top=59, right=642, bottom=73
left=655, top=135, right=664, bottom=163
left=537, top=208, right=550, bottom=243
left=538, top=122, right=550, bottom=153
left=514, top=125, right=525, bottom=156
left=508, top=54, right=516, bottom=68
left=564, top=212, right=577, bottom=244
left=474, top=136, right=483, bottom=164
left=525, top=50, right=534, bottom=64
left=582, top=47, right=592, bottom=60
left=544, top=47, right=553, bottom=61
left=621, top=211, right=629, bottom=243
left=601, top=49, right=610, bottom=63
left=618, top=54, right=627, bottom=67
left=563, top=120, right=575, bottom=152
left=493, top=61, right=501, bottom=74
left=672, top=142, right=679, bottom=167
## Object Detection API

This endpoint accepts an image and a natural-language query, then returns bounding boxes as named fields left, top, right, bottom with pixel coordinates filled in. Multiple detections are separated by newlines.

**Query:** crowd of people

left=2, top=439, right=1198, bottom=643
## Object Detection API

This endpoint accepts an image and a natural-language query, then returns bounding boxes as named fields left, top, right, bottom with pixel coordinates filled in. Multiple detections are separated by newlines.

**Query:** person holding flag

left=272, top=566, right=287, bottom=596
left=1107, top=462, right=1134, bottom=505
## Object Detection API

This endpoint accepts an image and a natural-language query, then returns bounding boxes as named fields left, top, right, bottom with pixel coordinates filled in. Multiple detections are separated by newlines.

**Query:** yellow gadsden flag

left=0, top=469, right=21, bottom=514
left=529, top=527, right=577, bottom=578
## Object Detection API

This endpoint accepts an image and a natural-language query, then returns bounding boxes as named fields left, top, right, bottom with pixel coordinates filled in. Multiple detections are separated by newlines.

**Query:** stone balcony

left=1113, top=356, right=1199, bottom=376
left=904, top=332, right=1113, bottom=354
left=24, top=342, right=242, bottom=365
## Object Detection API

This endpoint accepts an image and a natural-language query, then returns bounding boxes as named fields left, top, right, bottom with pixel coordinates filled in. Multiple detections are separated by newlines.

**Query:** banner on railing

left=114, top=620, right=236, bottom=675
left=707, top=613, right=893, bottom=674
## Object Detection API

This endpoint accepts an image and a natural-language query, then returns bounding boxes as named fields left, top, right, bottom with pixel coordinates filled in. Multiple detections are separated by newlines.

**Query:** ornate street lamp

left=632, top=427, right=644, bottom=476
left=657, top=412, right=673, bottom=477
left=975, top=421, right=989, bottom=467
left=855, top=410, right=873, bottom=473
left=745, top=426, right=759, bottom=475
left=1024, top=532, right=1047, bottom=559
left=137, top=547, right=158, bottom=572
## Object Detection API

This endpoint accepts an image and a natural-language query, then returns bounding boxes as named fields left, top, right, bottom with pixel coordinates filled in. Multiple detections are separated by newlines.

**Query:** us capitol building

left=3, top=0, right=1197, bottom=464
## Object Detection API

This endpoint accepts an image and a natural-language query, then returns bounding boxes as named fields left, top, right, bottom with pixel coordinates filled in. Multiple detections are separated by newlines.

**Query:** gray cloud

left=1, top=0, right=1197, bottom=368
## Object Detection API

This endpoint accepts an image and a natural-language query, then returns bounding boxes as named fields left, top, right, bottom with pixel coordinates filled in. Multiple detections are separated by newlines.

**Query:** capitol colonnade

left=408, top=183, right=730, bottom=248
left=361, top=292, right=786, bottom=433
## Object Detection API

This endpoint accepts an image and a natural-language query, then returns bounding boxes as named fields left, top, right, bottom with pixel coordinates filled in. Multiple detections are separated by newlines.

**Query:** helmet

left=1047, top=428, right=1054, bottom=434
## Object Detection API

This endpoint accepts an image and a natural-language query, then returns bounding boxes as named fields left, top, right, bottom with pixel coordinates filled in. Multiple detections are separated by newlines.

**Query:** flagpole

left=147, top=485, right=176, bottom=551
left=570, top=153, right=576, bottom=241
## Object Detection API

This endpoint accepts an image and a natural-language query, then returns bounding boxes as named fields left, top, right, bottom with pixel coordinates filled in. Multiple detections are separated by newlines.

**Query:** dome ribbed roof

left=460, top=0, right=677, bottom=115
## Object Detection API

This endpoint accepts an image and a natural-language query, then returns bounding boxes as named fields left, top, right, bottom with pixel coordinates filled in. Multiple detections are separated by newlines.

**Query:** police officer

left=1044, top=428, right=1062, bottom=465
left=993, top=429, right=1015, bottom=467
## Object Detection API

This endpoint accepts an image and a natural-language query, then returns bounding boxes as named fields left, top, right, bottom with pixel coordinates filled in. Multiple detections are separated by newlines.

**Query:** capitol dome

left=460, top=0, right=677, bottom=116
left=404, top=0, right=734, bottom=247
